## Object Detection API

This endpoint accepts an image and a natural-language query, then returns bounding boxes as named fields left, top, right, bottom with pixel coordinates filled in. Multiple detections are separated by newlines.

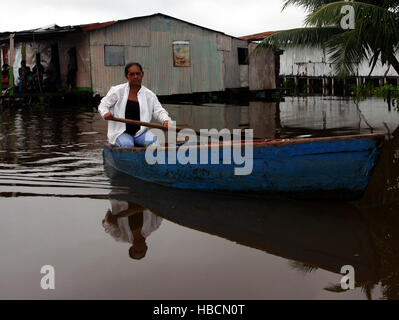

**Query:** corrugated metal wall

left=220, top=36, right=248, bottom=89
left=280, top=47, right=399, bottom=77
left=248, top=43, right=276, bottom=90
left=89, top=15, right=245, bottom=96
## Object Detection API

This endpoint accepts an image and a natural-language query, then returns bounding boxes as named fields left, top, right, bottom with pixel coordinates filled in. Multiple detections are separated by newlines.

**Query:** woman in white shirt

left=98, top=62, right=172, bottom=148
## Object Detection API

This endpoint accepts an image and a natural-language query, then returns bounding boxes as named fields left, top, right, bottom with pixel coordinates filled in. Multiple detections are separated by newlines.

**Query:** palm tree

left=255, top=1, right=399, bottom=77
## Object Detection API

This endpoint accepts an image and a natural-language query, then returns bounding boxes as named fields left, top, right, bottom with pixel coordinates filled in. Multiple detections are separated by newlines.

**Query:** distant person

left=98, top=62, right=173, bottom=148
left=45, top=60, right=58, bottom=92
left=18, top=60, right=30, bottom=92
left=1, top=63, right=9, bottom=86
left=102, top=197, right=163, bottom=260
left=26, top=68, right=34, bottom=92
left=32, top=54, right=44, bottom=92
left=66, top=47, right=77, bottom=92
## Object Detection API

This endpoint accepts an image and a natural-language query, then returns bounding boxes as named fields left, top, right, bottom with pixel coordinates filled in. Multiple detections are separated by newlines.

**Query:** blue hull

left=103, top=134, right=384, bottom=198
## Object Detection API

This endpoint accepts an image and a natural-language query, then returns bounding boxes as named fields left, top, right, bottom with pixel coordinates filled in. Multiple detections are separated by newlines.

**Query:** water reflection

left=0, top=106, right=109, bottom=198
left=105, top=165, right=377, bottom=294
left=248, top=101, right=281, bottom=139
left=165, top=97, right=399, bottom=140
left=103, top=194, right=162, bottom=260
left=106, top=161, right=399, bottom=299
left=0, top=96, right=399, bottom=299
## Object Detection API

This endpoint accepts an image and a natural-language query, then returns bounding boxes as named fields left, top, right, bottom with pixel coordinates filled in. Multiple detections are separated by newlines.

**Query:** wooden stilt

left=9, top=34, right=15, bottom=96
left=331, top=77, right=335, bottom=96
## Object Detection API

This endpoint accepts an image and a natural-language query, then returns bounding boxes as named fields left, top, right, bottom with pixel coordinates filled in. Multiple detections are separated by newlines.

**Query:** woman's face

left=126, top=65, right=144, bottom=87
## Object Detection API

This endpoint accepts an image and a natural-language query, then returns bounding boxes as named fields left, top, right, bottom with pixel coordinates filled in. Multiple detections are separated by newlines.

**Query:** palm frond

left=368, top=49, right=382, bottom=76
left=256, top=0, right=399, bottom=77
left=253, top=27, right=343, bottom=55
left=282, top=0, right=338, bottom=12
left=379, top=0, right=399, bottom=10
left=325, top=29, right=370, bottom=76
left=303, top=1, right=399, bottom=74
left=306, top=1, right=399, bottom=33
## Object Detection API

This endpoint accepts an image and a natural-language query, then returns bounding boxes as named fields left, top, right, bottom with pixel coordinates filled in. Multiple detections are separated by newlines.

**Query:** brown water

left=0, top=96, right=398, bottom=300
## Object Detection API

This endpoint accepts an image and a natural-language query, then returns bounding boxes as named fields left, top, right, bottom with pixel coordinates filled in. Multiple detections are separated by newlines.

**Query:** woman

left=98, top=62, right=172, bottom=148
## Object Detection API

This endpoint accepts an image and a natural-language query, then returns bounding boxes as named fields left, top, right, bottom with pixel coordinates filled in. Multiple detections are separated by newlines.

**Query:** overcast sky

left=0, top=0, right=307, bottom=37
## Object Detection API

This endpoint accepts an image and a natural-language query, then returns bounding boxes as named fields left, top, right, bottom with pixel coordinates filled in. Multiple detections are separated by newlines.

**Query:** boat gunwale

left=104, top=133, right=385, bottom=153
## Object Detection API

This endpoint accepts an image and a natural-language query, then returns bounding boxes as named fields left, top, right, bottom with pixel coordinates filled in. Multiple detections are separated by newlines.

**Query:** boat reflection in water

left=104, top=163, right=380, bottom=293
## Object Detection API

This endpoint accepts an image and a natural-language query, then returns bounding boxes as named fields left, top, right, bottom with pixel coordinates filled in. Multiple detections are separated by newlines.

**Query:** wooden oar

left=112, top=117, right=185, bottom=133
left=110, top=117, right=263, bottom=140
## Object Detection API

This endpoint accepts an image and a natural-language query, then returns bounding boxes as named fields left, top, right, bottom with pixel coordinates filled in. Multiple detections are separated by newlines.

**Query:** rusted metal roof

left=240, top=30, right=282, bottom=41
left=80, top=21, right=116, bottom=32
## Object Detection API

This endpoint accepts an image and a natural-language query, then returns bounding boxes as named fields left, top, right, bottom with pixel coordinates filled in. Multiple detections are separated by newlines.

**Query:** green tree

left=255, top=1, right=399, bottom=76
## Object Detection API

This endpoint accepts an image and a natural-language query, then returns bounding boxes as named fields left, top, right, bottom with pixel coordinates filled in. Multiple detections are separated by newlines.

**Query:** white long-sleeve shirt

left=98, top=82, right=172, bottom=144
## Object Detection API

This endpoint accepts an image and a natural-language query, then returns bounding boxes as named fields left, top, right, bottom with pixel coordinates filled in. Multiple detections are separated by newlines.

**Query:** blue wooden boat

left=103, top=133, right=384, bottom=199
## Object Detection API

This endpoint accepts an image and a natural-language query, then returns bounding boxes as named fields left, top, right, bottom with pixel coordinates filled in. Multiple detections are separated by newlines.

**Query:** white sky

left=0, top=0, right=307, bottom=37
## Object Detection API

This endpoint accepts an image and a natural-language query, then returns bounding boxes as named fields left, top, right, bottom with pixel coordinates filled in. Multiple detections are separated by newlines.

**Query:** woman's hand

left=104, top=112, right=114, bottom=120
left=163, top=120, right=169, bottom=128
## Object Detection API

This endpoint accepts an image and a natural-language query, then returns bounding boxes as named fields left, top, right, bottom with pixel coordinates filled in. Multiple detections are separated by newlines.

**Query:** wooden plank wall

left=248, top=42, right=276, bottom=91
left=89, top=15, right=235, bottom=96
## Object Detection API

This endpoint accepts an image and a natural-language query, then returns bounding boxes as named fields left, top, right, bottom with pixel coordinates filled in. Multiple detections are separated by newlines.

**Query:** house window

left=238, top=47, right=249, bottom=65
left=104, top=45, right=125, bottom=66
left=173, top=41, right=190, bottom=67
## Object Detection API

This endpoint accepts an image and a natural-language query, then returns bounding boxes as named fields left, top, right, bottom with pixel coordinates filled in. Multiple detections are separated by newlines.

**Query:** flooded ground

left=0, top=96, right=398, bottom=300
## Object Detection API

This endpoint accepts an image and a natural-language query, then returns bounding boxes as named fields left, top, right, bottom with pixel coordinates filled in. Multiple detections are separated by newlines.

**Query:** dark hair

left=125, top=62, right=143, bottom=76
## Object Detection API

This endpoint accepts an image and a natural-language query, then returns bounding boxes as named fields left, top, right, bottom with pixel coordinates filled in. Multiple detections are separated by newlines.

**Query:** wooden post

left=356, top=77, right=360, bottom=86
left=331, top=77, right=335, bottom=96
left=294, top=76, right=298, bottom=95
left=9, top=34, right=15, bottom=96
left=0, top=47, right=2, bottom=98
left=379, top=78, right=384, bottom=87
left=322, top=77, right=326, bottom=95
left=343, top=78, right=346, bottom=96
left=307, top=77, right=310, bottom=95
